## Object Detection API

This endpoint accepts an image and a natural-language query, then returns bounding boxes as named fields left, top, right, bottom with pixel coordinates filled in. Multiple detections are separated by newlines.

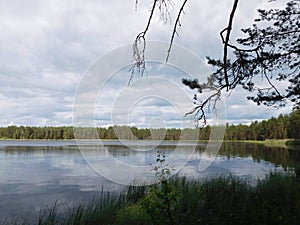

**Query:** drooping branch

left=183, top=0, right=241, bottom=127
left=184, top=85, right=225, bottom=127
left=166, top=0, right=188, bottom=62
left=263, top=71, right=282, bottom=97
left=131, top=0, right=159, bottom=82
left=133, top=0, right=300, bottom=126
left=132, top=0, right=175, bottom=82
left=221, top=0, right=239, bottom=91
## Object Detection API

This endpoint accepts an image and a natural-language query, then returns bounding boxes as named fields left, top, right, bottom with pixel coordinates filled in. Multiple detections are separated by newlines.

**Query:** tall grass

left=2, top=173, right=300, bottom=225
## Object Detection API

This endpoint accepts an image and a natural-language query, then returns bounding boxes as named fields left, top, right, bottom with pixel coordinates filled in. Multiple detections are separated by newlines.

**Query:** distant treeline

left=0, top=109, right=299, bottom=140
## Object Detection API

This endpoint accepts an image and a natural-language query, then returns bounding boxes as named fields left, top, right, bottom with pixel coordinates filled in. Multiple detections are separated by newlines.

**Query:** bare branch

left=132, top=0, right=175, bottom=81
left=185, top=86, right=224, bottom=127
left=131, top=0, right=159, bottom=80
left=166, top=0, right=188, bottom=62
left=263, top=71, right=282, bottom=97
left=221, top=0, right=239, bottom=91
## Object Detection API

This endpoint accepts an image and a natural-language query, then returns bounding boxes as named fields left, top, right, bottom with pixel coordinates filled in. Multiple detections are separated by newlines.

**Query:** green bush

left=114, top=204, right=151, bottom=225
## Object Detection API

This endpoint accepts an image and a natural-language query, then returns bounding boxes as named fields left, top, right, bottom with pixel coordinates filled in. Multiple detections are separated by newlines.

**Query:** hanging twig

left=166, top=0, right=188, bottom=62
left=131, top=0, right=159, bottom=81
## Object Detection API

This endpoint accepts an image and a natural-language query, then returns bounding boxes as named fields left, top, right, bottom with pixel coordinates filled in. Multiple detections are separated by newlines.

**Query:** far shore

left=0, top=138, right=299, bottom=147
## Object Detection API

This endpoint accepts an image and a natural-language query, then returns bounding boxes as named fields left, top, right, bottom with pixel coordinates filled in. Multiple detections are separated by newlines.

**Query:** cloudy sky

left=0, top=0, right=293, bottom=128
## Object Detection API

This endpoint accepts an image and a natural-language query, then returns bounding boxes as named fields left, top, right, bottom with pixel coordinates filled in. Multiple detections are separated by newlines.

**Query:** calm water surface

left=0, top=140, right=299, bottom=222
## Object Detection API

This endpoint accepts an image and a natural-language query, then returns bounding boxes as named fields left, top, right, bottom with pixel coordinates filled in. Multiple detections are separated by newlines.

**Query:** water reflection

left=217, top=142, right=300, bottom=172
left=0, top=140, right=299, bottom=222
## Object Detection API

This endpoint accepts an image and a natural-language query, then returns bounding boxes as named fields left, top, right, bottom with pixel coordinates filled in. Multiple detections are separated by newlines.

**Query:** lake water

left=0, top=140, right=299, bottom=223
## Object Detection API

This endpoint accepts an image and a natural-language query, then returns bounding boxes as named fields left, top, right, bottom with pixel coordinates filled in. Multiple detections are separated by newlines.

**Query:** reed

left=2, top=172, right=299, bottom=225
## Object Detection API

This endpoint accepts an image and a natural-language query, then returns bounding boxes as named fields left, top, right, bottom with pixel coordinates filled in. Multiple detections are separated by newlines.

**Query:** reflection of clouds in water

left=58, top=176, right=121, bottom=192
left=0, top=159, right=56, bottom=187
left=0, top=143, right=288, bottom=191
left=179, top=155, right=283, bottom=184
left=0, top=148, right=119, bottom=194
left=2, top=146, right=279, bottom=188
left=51, top=158, right=95, bottom=177
left=179, top=159, right=231, bottom=179
left=0, top=141, right=294, bottom=223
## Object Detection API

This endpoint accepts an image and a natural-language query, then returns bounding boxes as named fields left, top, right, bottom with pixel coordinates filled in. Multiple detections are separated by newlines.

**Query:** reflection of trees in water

left=218, top=143, right=300, bottom=177
left=105, top=144, right=177, bottom=158
left=106, top=142, right=300, bottom=174
left=2, top=146, right=78, bottom=156
left=2, top=142, right=299, bottom=178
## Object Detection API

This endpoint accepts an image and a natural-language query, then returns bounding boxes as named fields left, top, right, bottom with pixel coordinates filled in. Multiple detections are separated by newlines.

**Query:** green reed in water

left=1, top=172, right=299, bottom=225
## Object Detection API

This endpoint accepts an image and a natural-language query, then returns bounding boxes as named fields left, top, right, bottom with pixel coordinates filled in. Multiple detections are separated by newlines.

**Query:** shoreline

left=0, top=138, right=299, bottom=147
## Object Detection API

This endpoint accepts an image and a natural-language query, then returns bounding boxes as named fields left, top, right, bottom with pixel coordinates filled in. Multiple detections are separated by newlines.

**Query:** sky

left=0, top=0, right=293, bottom=128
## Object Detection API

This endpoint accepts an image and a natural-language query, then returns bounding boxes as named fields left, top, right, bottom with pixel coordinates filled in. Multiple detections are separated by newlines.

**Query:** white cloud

left=0, top=0, right=293, bottom=127
left=224, top=87, right=293, bottom=125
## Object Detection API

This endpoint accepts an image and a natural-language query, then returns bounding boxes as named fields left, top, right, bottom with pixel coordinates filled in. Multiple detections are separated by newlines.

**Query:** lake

left=0, top=140, right=299, bottom=223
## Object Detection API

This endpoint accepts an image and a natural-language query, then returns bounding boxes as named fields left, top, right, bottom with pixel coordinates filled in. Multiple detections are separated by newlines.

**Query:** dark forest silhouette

left=1, top=109, right=299, bottom=140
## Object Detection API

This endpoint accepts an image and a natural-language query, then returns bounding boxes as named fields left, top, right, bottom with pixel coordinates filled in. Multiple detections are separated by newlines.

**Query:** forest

left=0, top=109, right=299, bottom=140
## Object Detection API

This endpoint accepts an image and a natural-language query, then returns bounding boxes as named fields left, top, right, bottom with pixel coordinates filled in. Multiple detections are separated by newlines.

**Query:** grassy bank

left=228, top=139, right=300, bottom=148
left=2, top=173, right=299, bottom=225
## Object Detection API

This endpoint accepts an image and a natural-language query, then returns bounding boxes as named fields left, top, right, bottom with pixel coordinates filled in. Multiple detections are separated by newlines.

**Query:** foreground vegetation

left=2, top=173, right=299, bottom=225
